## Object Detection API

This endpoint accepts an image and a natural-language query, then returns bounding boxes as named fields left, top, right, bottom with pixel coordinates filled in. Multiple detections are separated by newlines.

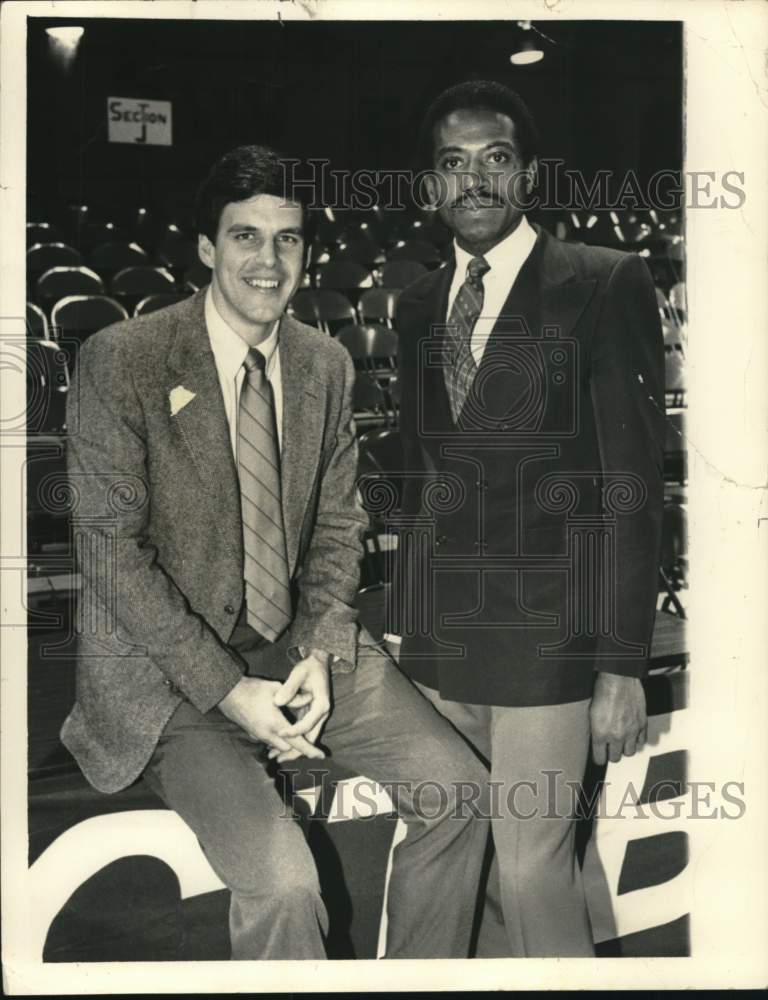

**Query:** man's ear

left=198, top=233, right=215, bottom=269
left=526, top=157, right=539, bottom=193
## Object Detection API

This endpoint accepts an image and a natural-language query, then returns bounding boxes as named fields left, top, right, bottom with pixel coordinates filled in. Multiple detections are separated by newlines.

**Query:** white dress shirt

left=204, top=287, right=283, bottom=459
left=385, top=216, right=537, bottom=648
left=447, top=214, right=537, bottom=364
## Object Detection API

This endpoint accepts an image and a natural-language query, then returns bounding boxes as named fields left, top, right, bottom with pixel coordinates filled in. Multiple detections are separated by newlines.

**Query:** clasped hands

left=219, top=648, right=332, bottom=764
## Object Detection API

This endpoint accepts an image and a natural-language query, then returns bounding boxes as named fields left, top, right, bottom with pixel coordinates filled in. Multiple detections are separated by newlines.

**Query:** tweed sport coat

left=389, top=224, right=666, bottom=707
left=60, top=290, right=369, bottom=793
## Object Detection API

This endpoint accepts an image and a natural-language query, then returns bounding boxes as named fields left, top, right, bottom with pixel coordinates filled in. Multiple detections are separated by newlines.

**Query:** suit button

left=225, top=604, right=236, bottom=614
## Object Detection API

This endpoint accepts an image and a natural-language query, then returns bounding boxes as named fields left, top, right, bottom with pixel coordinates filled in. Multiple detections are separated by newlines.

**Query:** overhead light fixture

left=46, top=26, right=84, bottom=68
left=510, top=21, right=554, bottom=66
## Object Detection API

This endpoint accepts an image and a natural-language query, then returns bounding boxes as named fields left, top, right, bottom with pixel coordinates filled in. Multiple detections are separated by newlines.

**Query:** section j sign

left=108, top=97, right=172, bottom=146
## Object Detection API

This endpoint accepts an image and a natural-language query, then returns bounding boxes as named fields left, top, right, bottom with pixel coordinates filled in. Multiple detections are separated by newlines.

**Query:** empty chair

left=183, top=259, right=212, bottom=292
left=157, top=240, right=199, bottom=273
left=135, top=292, right=192, bottom=316
left=377, top=260, right=428, bottom=289
left=35, top=266, right=104, bottom=313
left=662, top=319, right=683, bottom=352
left=27, top=222, right=64, bottom=247
left=289, top=289, right=356, bottom=335
left=387, top=240, right=442, bottom=267
left=77, top=221, right=124, bottom=252
left=386, top=371, right=401, bottom=411
left=663, top=409, right=686, bottom=485
left=358, top=287, right=400, bottom=327
left=659, top=501, right=687, bottom=617
left=337, top=324, right=398, bottom=380
left=334, top=238, right=386, bottom=268
left=668, top=282, right=686, bottom=324
left=51, top=295, right=128, bottom=348
left=111, top=266, right=176, bottom=312
left=26, top=302, right=49, bottom=340
left=88, top=241, right=149, bottom=277
left=665, top=347, right=685, bottom=407
left=27, top=243, right=83, bottom=282
left=655, top=286, right=669, bottom=319
left=393, top=217, right=452, bottom=249
left=352, top=372, right=389, bottom=424
left=314, top=259, right=374, bottom=292
left=26, top=341, right=70, bottom=434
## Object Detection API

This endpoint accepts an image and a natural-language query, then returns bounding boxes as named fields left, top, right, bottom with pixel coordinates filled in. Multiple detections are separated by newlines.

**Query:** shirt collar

left=453, top=214, right=535, bottom=279
left=204, top=286, right=280, bottom=380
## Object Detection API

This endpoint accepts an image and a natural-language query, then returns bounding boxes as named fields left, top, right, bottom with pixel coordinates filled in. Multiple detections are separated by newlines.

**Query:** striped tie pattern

left=238, top=348, right=292, bottom=641
left=443, top=255, right=491, bottom=423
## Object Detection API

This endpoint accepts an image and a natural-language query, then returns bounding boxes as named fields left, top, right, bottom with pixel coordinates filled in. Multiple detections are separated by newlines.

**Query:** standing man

left=386, top=81, right=666, bottom=956
left=61, top=144, right=490, bottom=960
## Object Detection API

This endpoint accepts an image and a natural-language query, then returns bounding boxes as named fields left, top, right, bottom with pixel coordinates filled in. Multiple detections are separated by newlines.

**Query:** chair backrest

left=358, top=427, right=403, bottom=476
left=134, top=292, right=191, bottom=316
left=157, top=240, right=198, bottom=270
left=660, top=502, right=687, bottom=573
left=27, top=222, right=64, bottom=247
left=27, top=243, right=83, bottom=276
left=386, top=372, right=401, bottom=409
left=668, top=282, right=686, bottom=320
left=183, top=260, right=212, bottom=292
left=334, top=238, right=386, bottom=268
left=88, top=241, right=149, bottom=276
left=336, top=324, right=398, bottom=362
left=290, top=289, right=356, bottom=333
left=26, top=302, right=48, bottom=339
left=51, top=295, right=129, bottom=341
left=358, top=288, right=400, bottom=326
left=111, top=265, right=176, bottom=296
left=655, top=286, right=669, bottom=315
left=25, top=344, right=70, bottom=434
left=393, top=217, right=451, bottom=249
left=353, top=373, right=387, bottom=413
left=314, top=259, right=374, bottom=291
left=377, top=260, right=428, bottom=290
left=36, top=266, right=104, bottom=307
left=386, top=240, right=442, bottom=266
left=77, top=221, right=124, bottom=252
left=665, top=348, right=685, bottom=392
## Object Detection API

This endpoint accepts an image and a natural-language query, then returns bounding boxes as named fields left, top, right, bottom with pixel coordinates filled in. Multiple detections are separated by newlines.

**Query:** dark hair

left=195, top=144, right=309, bottom=242
left=417, top=80, right=539, bottom=170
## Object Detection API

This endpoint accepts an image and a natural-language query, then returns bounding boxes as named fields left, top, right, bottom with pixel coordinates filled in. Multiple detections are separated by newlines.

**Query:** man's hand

left=267, top=649, right=333, bottom=763
left=590, top=672, right=647, bottom=765
left=218, top=676, right=325, bottom=760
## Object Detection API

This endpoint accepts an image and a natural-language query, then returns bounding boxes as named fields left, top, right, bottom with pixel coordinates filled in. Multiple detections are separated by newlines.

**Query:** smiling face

left=198, top=193, right=305, bottom=345
left=427, top=108, right=536, bottom=255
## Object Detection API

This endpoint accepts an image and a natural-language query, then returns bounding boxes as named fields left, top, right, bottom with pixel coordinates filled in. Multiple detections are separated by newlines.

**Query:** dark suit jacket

left=389, top=224, right=666, bottom=707
left=61, top=291, right=369, bottom=793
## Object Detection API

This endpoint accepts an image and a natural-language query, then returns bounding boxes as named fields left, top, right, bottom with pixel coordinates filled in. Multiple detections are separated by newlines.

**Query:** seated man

left=61, top=144, right=489, bottom=960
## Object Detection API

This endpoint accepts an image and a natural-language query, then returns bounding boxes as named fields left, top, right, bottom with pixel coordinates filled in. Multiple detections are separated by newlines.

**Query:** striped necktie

left=238, top=347, right=292, bottom=641
left=443, top=254, right=490, bottom=423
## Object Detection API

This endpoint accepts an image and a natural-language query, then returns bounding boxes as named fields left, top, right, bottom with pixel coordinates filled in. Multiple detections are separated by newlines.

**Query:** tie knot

left=244, top=347, right=266, bottom=374
left=467, top=255, right=490, bottom=286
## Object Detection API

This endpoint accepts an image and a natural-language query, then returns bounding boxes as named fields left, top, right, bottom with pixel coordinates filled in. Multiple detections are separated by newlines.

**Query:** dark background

left=27, top=17, right=683, bottom=220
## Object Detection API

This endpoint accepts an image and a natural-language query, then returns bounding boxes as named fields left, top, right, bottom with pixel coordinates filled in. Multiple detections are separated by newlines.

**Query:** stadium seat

left=665, top=348, right=685, bottom=408
left=358, top=288, right=400, bottom=327
left=157, top=240, right=198, bottom=274
left=26, top=302, right=49, bottom=340
left=88, top=242, right=149, bottom=277
left=27, top=244, right=83, bottom=282
left=183, top=260, right=212, bottom=292
left=289, top=289, right=356, bottom=335
left=35, top=266, right=104, bottom=314
left=51, top=295, right=128, bottom=348
left=393, top=217, right=452, bottom=250
left=335, top=238, right=386, bottom=268
left=352, top=372, right=389, bottom=427
left=376, top=260, right=427, bottom=289
left=314, top=259, right=374, bottom=292
left=77, top=221, right=125, bottom=252
left=26, top=343, right=70, bottom=435
left=386, top=240, right=442, bottom=267
left=668, top=282, right=686, bottom=325
left=27, top=223, right=64, bottom=247
left=134, top=292, right=192, bottom=316
left=336, top=324, right=397, bottom=381
left=111, top=266, right=176, bottom=312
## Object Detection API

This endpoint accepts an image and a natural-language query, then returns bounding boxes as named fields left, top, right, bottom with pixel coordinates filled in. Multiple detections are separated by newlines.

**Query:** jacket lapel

left=166, top=292, right=243, bottom=568
left=276, top=317, right=325, bottom=575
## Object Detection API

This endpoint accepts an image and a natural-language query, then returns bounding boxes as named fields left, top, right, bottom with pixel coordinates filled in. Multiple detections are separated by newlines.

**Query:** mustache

left=451, top=192, right=506, bottom=209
